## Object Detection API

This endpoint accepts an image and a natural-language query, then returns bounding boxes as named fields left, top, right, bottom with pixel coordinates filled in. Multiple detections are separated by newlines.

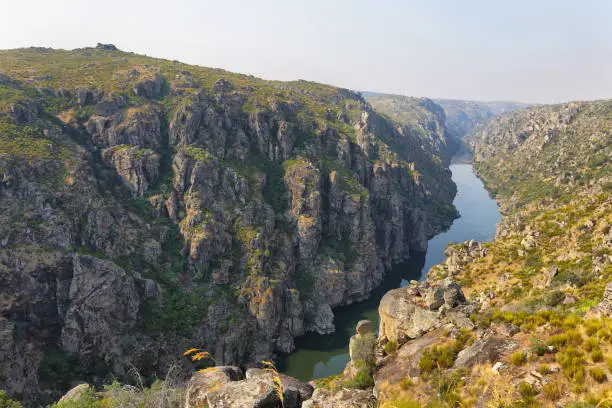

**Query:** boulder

left=184, top=366, right=244, bottom=408
left=58, top=384, right=91, bottom=402
left=246, top=368, right=313, bottom=408
left=96, top=43, right=118, bottom=50
left=204, top=377, right=282, bottom=408
left=379, top=287, right=440, bottom=343
left=356, top=320, right=374, bottom=335
left=379, top=280, right=467, bottom=343
left=302, top=387, right=373, bottom=408
left=454, top=335, right=517, bottom=368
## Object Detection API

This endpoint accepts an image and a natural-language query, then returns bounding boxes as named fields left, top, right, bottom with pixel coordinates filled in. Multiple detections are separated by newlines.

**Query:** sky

left=0, top=0, right=610, bottom=103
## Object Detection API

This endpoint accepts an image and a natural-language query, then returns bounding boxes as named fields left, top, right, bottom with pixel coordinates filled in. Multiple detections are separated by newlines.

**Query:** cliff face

left=365, top=94, right=459, bottom=164
left=0, top=47, right=457, bottom=404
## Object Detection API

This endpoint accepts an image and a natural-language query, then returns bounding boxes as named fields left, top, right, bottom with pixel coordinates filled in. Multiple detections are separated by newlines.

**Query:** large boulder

left=302, top=388, right=374, bottom=408
left=200, top=377, right=281, bottom=408
left=454, top=334, right=518, bottom=368
left=58, top=384, right=91, bottom=402
left=184, top=366, right=244, bottom=408
left=246, top=368, right=313, bottom=408
left=379, top=280, right=469, bottom=344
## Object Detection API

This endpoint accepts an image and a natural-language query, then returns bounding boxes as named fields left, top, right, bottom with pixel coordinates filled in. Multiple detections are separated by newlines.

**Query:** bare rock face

left=133, top=72, right=165, bottom=98
left=60, top=255, right=139, bottom=370
left=86, top=106, right=162, bottom=149
left=101, top=145, right=160, bottom=196
left=378, top=280, right=469, bottom=344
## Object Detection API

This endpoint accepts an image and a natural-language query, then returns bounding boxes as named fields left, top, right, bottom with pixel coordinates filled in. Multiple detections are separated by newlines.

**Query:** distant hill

left=434, top=99, right=534, bottom=138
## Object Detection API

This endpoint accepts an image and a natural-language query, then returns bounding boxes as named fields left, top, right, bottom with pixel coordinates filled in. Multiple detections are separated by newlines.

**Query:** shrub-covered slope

left=367, top=100, right=611, bottom=408
left=0, top=45, right=457, bottom=405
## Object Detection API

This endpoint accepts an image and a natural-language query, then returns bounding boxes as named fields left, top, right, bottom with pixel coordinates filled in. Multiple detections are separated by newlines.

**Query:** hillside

left=357, top=100, right=611, bottom=407
left=0, top=45, right=458, bottom=405
left=364, top=94, right=459, bottom=163
left=434, top=99, right=533, bottom=139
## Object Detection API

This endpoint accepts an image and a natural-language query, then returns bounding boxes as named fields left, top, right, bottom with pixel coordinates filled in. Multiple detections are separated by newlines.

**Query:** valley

left=0, top=46, right=609, bottom=408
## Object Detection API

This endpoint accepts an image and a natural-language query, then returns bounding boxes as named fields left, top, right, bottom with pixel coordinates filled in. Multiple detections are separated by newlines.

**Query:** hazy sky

left=1, top=0, right=610, bottom=103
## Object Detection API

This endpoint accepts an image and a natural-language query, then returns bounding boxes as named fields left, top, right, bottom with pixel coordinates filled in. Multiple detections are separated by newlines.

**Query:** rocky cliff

left=365, top=94, right=459, bottom=164
left=0, top=46, right=457, bottom=405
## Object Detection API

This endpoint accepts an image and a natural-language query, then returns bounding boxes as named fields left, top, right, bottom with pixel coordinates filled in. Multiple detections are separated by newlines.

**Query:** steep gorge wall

left=0, top=47, right=457, bottom=405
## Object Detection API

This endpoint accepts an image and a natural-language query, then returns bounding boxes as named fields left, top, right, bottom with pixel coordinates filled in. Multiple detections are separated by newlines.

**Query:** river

left=276, top=163, right=502, bottom=381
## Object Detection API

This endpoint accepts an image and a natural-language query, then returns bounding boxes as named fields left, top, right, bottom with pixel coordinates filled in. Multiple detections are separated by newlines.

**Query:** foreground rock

left=185, top=366, right=313, bottom=408
left=246, top=368, right=314, bottom=408
left=302, top=388, right=374, bottom=408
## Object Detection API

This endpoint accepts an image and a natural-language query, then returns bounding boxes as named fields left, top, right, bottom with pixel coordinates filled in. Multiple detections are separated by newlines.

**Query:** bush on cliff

left=0, top=391, right=22, bottom=408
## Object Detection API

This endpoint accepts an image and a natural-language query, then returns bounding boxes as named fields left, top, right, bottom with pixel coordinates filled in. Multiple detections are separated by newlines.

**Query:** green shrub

left=0, top=391, right=22, bottom=408
left=557, top=347, right=586, bottom=382
left=518, top=381, right=538, bottom=397
left=419, top=352, right=436, bottom=373
left=344, top=368, right=374, bottom=390
left=380, top=398, right=423, bottom=408
left=399, top=377, right=414, bottom=390
left=510, top=351, right=527, bottom=366
left=538, top=364, right=551, bottom=375
left=583, top=337, right=598, bottom=352
left=542, top=382, right=561, bottom=400
left=384, top=340, right=398, bottom=355
left=589, top=367, right=606, bottom=383
left=590, top=349, right=604, bottom=363
left=531, top=337, right=548, bottom=356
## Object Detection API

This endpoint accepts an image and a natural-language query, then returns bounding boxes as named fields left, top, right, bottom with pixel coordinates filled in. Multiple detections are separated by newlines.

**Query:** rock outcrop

left=302, top=388, right=374, bottom=408
left=378, top=279, right=472, bottom=344
left=184, top=366, right=313, bottom=408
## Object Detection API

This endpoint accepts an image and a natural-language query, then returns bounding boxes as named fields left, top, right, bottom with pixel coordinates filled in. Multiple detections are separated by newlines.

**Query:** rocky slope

left=365, top=94, right=459, bottom=164
left=303, top=100, right=611, bottom=408
left=375, top=100, right=612, bottom=406
left=434, top=99, right=533, bottom=139
left=0, top=45, right=458, bottom=405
